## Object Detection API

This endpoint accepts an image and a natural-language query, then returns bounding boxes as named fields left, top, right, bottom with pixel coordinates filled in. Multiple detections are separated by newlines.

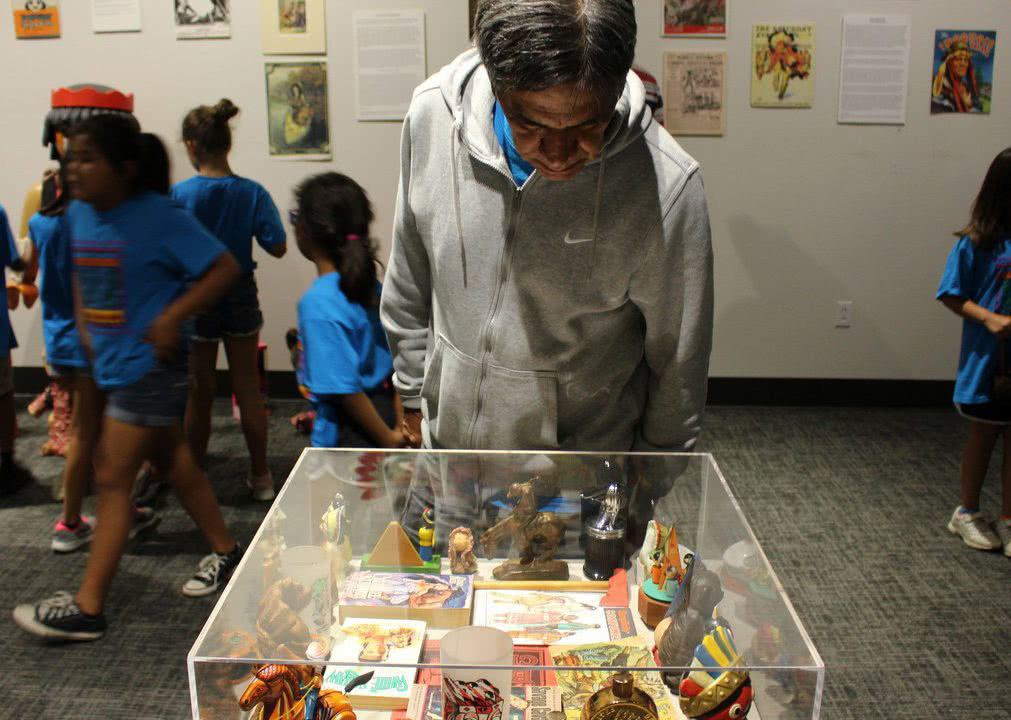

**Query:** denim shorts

left=105, top=361, right=189, bottom=427
left=955, top=402, right=1011, bottom=425
left=191, top=273, right=263, bottom=342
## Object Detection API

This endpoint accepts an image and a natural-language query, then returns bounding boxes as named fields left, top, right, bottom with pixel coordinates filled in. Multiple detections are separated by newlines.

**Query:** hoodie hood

left=439, top=47, right=652, bottom=171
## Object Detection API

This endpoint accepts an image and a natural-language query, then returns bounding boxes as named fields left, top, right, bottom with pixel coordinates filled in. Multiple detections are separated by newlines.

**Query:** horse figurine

left=239, top=663, right=356, bottom=720
left=479, top=479, right=567, bottom=580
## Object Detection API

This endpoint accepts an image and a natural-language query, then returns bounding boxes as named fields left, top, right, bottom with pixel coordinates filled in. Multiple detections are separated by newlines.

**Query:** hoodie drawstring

left=450, top=118, right=468, bottom=288
left=590, top=150, right=606, bottom=272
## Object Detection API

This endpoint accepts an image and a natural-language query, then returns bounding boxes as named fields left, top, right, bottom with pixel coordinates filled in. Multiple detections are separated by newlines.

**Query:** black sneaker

left=0, top=462, right=33, bottom=496
left=12, top=591, right=106, bottom=641
left=182, top=543, right=243, bottom=597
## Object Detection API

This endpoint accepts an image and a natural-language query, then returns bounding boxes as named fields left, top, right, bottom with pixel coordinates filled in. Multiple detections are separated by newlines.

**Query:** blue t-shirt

left=297, top=274, right=392, bottom=447
left=171, top=175, right=285, bottom=274
left=937, top=233, right=1011, bottom=403
left=67, top=193, right=227, bottom=389
left=29, top=213, right=86, bottom=367
left=493, top=100, right=534, bottom=187
left=0, top=205, right=19, bottom=353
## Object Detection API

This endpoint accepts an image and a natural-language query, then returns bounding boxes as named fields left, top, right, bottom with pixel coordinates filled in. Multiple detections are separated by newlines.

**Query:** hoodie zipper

left=466, top=179, right=525, bottom=448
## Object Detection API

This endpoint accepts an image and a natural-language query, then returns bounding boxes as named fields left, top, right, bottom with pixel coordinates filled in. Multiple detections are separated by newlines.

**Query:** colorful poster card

left=472, top=589, right=636, bottom=646
left=663, top=51, right=727, bottom=135
left=662, top=0, right=726, bottom=38
left=931, top=29, right=996, bottom=114
left=265, top=61, right=331, bottom=159
left=752, top=23, right=815, bottom=108
left=175, top=0, right=230, bottom=39
left=12, top=0, right=59, bottom=38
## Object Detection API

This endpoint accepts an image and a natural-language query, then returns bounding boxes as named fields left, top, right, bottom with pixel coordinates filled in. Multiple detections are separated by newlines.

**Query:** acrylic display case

left=188, top=450, right=824, bottom=720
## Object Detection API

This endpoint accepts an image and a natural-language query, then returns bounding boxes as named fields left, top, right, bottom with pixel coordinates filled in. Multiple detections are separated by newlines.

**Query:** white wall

left=2, top=1, right=1008, bottom=381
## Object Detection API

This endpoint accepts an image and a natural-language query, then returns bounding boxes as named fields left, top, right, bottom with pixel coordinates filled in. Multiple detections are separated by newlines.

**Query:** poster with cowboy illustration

left=751, top=24, right=815, bottom=108
left=931, top=30, right=996, bottom=114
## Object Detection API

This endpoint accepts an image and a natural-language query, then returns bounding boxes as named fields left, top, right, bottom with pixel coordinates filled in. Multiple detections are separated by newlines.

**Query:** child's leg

left=162, top=423, right=235, bottom=555
left=223, top=334, right=268, bottom=478
left=60, top=374, right=104, bottom=526
left=74, top=417, right=156, bottom=615
left=184, top=339, right=218, bottom=468
left=1001, top=429, right=1011, bottom=518
left=960, top=420, right=1001, bottom=510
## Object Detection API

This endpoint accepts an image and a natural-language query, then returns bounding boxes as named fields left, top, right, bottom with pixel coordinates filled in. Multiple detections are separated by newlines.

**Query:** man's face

left=498, top=84, right=612, bottom=182
left=950, top=51, right=970, bottom=78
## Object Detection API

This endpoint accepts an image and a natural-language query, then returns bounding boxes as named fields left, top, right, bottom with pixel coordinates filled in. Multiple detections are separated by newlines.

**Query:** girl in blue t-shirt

left=292, top=172, right=410, bottom=449
left=13, top=114, right=243, bottom=643
left=937, top=146, right=1011, bottom=557
left=172, top=99, right=286, bottom=501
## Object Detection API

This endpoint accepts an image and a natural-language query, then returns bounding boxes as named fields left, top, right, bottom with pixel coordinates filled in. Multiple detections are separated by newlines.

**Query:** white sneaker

left=994, top=518, right=1011, bottom=558
left=247, top=472, right=275, bottom=502
left=947, top=507, right=1001, bottom=550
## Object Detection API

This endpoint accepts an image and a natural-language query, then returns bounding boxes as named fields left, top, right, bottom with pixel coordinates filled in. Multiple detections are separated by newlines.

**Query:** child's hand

left=144, top=312, right=182, bottom=361
left=985, top=313, right=1011, bottom=337
left=385, top=426, right=410, bottom=448
left=402, top=410, right=422, bottom=447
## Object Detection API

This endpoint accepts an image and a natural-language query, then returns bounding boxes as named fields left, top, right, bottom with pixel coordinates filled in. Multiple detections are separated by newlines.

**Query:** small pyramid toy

left=360, top=521, right=441, bottom=573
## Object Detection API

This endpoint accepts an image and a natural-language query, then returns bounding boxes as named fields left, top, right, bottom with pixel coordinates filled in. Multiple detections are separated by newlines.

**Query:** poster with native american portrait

left=663, top=51, right=726, bottom=135
left=662, top=0, right=726, bottom=38
left=174, top=0, right=229, bottom=39
left=931, top=29, right=996, bottom=114
left=265, top=61, right=330, bottom=159
left=751, top=23, right=815, bottom=108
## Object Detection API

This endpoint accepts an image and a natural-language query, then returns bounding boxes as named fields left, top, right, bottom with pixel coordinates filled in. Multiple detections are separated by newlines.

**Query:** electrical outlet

left=835, top=300, right=853, bottom=328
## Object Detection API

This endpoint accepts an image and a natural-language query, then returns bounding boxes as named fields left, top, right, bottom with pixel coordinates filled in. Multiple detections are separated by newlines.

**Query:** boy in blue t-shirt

left=0, top=204, right=32, bottom=496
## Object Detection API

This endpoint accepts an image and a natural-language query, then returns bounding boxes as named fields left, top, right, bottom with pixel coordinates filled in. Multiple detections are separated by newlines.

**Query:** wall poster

left=931, top=29, right=996, bottom=114
left=662, top=0, right=726, bottom=38
left=260, top=0, right=325, bottom=54
left=12, top=0, right=60, bottom=38
left=662, top=51, right=726, bottom=135
left=265, top=61, right=331, bottom=159
left=751, top=24, right=815, bottom=108
left=174, top=0, right=229, bottom=39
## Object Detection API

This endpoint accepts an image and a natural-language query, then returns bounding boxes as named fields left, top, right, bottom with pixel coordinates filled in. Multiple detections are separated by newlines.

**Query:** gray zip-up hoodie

left=380, top=49, right=713, bottom=452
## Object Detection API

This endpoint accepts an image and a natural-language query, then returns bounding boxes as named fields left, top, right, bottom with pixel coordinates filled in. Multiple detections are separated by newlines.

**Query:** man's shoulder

left=643, top=123, right=700, bottom=179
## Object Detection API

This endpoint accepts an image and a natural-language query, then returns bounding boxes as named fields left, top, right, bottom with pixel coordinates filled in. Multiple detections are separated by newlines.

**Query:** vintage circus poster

left=751, top=23, right=815, bottom=108
left=931, top=29, right=997, bottom=114
left=663, top=51, right=727, bottom=135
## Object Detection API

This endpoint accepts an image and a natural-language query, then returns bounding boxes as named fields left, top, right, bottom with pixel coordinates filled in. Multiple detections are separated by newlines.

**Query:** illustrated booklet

left=548, top=636, right=676, bottom=720
left=472, top=589, right=637, bottom=645
left=322, top=617, right=427, bottom=710
left=416, top=639, right=557, bottom=687
left=338, top=571, right=473, bottom=628
left=408, top=684, right=562, bottom=720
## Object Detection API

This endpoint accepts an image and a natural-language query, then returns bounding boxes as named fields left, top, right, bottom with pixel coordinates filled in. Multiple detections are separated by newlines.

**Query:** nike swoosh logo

left=563, top=232, right=593, bottom=245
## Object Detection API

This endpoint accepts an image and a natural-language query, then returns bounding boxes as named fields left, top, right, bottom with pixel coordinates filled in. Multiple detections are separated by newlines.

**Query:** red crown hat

left=51, top=84, right=133, bottom=112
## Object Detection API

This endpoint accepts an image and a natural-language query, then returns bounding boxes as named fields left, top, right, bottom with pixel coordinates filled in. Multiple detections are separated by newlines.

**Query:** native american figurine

left=447, top=526, right=478, bottom=574
left=479, top=478, right=567, bottom=581
left=239, top=663, right=358, bottom=720
left=677, top=625, right=753, bottom=720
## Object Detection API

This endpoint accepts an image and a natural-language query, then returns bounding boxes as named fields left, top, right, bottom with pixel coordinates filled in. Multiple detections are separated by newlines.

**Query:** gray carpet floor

left=1, top=400, right=1008, bottom=720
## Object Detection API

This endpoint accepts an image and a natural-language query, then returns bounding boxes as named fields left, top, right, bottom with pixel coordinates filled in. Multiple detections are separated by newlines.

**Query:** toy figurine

left=678, top=625, right=753, bottom=720
left=654, top=555, right=725, bottom=690
left=582, top=671, right=659, bottom=720
left=418, top=507, right=435, bottom=562
left=583, top=483, right=626, bottom=581
left=637, top=520, right=687, bottom=628
left=448, top=526, right=478, bottom=574
left=360, top=520, right=441, bottom=573
left=256, top=577, right=323, bottom=660
left=480, top=478, right=567, bottom=581
left=239, top=663, right=358, bottom=720
left=321, top=492, right=352, bottom=590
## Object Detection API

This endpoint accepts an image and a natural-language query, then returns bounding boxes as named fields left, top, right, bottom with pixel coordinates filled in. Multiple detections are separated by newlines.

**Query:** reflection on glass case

left=188, top=450, right=824, bottom=720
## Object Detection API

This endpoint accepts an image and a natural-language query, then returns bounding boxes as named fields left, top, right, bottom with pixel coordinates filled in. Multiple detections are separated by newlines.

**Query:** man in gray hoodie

left=381, top=0, right=713, bottom=454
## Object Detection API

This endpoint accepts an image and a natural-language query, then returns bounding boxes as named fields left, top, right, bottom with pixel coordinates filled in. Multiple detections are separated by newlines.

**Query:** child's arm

left=336, top=392, right=406, bottom=448
left=146, top=251, right=240, bottom=360
left=940, top=295, right=1011, bottom=337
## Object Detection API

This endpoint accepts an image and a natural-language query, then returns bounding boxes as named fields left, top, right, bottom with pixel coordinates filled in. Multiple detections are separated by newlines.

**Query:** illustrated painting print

left=751, top=24, right=815, bottom=108
left=278, top=0, right=305, bottom=33
left=663, top=0, right=726, bottom=37
left=265, top=62, right=330, bottom=158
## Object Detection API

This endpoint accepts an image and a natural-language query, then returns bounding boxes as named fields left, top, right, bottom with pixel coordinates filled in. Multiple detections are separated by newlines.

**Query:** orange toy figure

left=239, top=663, right=357, bottom=720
